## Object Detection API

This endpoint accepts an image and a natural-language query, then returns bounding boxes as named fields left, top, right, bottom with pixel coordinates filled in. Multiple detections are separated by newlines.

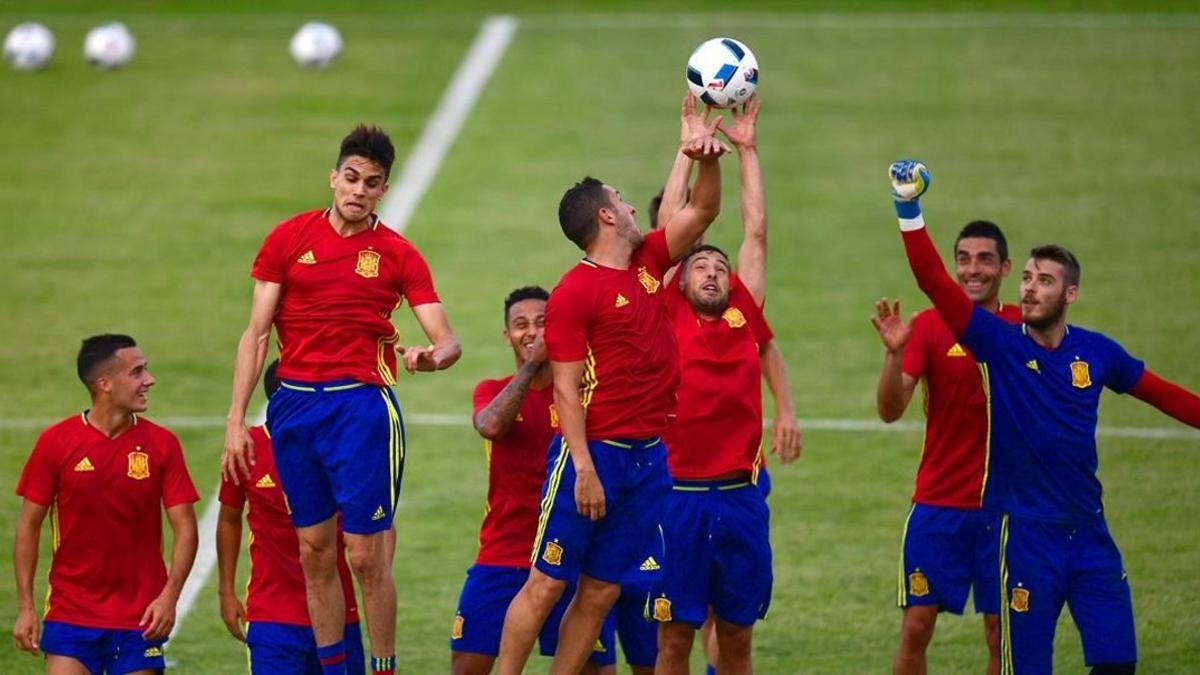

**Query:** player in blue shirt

left=887, top=160, right=1200, bottom=675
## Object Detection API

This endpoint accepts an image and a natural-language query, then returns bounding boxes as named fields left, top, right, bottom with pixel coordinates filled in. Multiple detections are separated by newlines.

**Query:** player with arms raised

left=222, top=124, right=461, bottom=675
left=888, top=160, right=1200, bottom=674
left=13, top=334, right=199, bottom=674
left=872, top=219, right=1019, bottom=675
left=496, top=94, right=729, bottom=675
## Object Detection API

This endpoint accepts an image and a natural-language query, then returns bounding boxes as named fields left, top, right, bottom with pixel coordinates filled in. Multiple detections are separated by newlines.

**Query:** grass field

left=1, top=2, right=1198, bottom=673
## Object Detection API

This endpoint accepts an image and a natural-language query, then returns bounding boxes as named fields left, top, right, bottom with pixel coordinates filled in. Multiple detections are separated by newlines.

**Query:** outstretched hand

left=718, top=93, right=759, bottom=149
left=870, top=298, right=916, bottom=354
left=682, top=112, right=731, bottom=160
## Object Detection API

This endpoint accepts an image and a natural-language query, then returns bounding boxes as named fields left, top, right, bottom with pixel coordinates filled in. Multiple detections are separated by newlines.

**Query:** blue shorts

left=655, top=478, right=773, bottom=628
left=449, top=564, right=614, bottom=665
left=41, top=620, right=166, bottom=674
left=245, top=621, right=364, bottom=675
left=998, top=513, right=1136, bottom=673
left=614, top=582, right=658, bottom=667
left=531, top=436, right=672, bottom=586
left=267, top=379, right=405, bottom=534
left=756, top=464, right=772, bottom=499
left=898, top=503, right=999, bottom=615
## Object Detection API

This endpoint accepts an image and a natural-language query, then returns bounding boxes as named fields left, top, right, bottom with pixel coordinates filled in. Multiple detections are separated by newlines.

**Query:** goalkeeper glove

left=888, top=160, right=930, bottom=229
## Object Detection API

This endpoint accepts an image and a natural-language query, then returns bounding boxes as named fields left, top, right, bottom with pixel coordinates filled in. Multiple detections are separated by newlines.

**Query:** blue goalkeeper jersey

left=961, top=306, right=1145, bottom=523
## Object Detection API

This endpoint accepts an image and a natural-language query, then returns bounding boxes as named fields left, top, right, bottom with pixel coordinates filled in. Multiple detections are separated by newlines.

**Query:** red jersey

left=543, top=228, right=678, bottom=439
left=15, top=414, right=199, bottom=630
left=663, top=274, right=773, bottom=479
left=902, top=304, right=1023, bottom=508
left=218, top=426, right=357, bottom=626
left=251, top=209, right=441, bottom=386
left=471, top=378, right=557, bottom=568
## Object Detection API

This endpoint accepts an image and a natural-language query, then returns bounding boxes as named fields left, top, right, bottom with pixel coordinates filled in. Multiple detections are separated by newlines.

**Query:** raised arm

left=12, top=499, right=49, bottom=655
left=223, top=280, right=281, bottom=484
left=870, top=298, right=919, bottom=422
left=552, top=359, right=605, bottom=521
left=664, top=110, right=729, bottom=262
left=140, top=502, right=198, bottom=640
left=404, top=302, right=463, bottom=373
left=655, top=93, right=701, bottom=230
left=1129, top=369, right=1200, bottom=428
left=216, top=503, right=247, bottom=641
left=889, top=161, right=974, bottom=336
left=721, top=94, right=767, bottom=306
left=474, top=338, right=547, bottom=440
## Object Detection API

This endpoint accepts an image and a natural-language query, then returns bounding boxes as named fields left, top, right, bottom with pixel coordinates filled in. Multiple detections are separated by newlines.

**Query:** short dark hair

left=679, top=244, right=730, bottom=275
left=648, top=189, right=665, bottom=230
left=558, top=177, right=609, bottom=250
left=648, top=187, right=691, bottom=231
left=77, top=334, right=137, bottom=389
left=1029, top=244, right=1081, bottom=287
left=337, top=124, right=395, bottom=178
left=955, top=220, right=1009, bottom=261
left=263, top=359, right=281, bottom=399
left=504, top=286, right=550, bottom=324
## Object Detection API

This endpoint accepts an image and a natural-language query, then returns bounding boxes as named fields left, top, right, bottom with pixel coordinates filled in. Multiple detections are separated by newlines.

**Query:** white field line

left=377, top=15, right=518, bottom=231
left=171, top=15, right=519, bottom=635
left=517, top=12, right=1200, bottom=31
left=2, top=413, right=1195, bottom=442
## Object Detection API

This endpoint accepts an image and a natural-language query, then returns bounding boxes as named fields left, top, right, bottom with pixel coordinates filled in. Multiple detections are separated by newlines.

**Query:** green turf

left=1, top=4, right=1198, bottom=673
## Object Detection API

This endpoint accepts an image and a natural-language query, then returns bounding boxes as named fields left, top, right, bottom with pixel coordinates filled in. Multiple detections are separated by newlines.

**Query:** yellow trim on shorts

left=531, top=437, right=571, bottom=563
left=897, top=503, right=916, bottom=607
left=999, top=513, right=1013, bottom=675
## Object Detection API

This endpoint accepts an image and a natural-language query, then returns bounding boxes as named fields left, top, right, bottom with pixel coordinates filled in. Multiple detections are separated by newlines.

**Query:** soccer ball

left=289, top=22, right=342, bottom=69
left=685, top=37, right=758, bottom=109
left=84, top=22, right=136, bottom=69
left=4, top=22, right=55, bottom=71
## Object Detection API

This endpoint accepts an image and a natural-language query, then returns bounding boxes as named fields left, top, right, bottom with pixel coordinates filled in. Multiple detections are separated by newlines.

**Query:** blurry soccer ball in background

left=4, top=22, right=55, bottom=71
left=685, top=37, right=758, bottom=109
left=289, top=22, right=342, bottom=69
left=84, top=22, right=136, bottom=70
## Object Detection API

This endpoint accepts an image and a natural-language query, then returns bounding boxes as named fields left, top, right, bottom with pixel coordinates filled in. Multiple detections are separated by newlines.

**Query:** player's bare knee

left=297, top=540, right=337, bottom=579
left=347, top=547, right=387, bottom=584
left=574, top=576, right=619, bottom=611
left=523, top=570, right=567, bottom=608
left=658, top=622, right=695, bottom=658
left=715, top=621, right=753, bottom=658
left=899, top=608, right=936, bottom=648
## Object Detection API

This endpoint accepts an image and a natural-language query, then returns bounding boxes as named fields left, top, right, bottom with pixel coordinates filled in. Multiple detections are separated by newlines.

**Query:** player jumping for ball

left=223, top=125, right=461, bottom=675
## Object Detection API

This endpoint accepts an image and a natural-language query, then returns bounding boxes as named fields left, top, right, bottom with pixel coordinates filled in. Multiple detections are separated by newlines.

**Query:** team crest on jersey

left=542, top=540, right=564, bottom=566
left=1010, top=586, right=1030, bottom=612
left=945, top=343, right=967, bottom=357
left=908, top=571, right=930, bottom=597
left=653, top=597, right=673, bottom=622
left=1070, top=360, right=1092, bottom=389
left=637, top=267, right=660, bottom=294
left=355, top=250, right=381, bottom=278
left=127, top=450, right=150, bottom=480
left=451, top=614, right=464, bottom=640
left=548, top=403, right=559, bottom=429
left=722, top=307, right=747, bottom=328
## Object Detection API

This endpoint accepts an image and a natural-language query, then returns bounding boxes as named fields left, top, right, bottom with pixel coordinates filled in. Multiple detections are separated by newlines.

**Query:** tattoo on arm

left=474, top=361, right=541, bottom=438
